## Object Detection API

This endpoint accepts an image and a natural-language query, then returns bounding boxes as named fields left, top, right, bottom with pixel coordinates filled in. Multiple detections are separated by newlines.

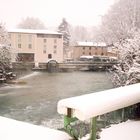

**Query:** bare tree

left=97, top=0, right=140, bottom=44
left=70, top=26, right=88, bottom=42
left=70, top=25, right=98, bottom=44
left=17, top=17, right=46, bottom=29
left=95, top=0, right=140, bottom=87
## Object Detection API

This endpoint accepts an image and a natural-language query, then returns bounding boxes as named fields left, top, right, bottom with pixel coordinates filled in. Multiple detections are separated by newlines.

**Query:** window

left=83, top=47, right=85, bottom=50
left=18, top=44, right=21, bottom=48
left=44, top=45, right=47, bottom=49
left=44, top=39, right=47, bottom=43
left=89, top=47, right=91, bottom=50
left=17, top=53, right=34, bottom=62
left=53, top=45, right=57, bottom=54
left=48, top=54, right=52, bottom=59
left=37, top=34, right=62, bottom=38
left=43, top=45, right=47, bottom=54
left=53, top=50, right=57, bottom=54
left=28, top=35, right=32, bottom=42
left=28, top=44, right=32, bottom=49
left=89, top=52, right=91, bottom=55
left=54, top=39, right=57, bottom=43
left=54, top=45, right=57, bottom=49
left=18, top=34, right=21, bottom=42
left=43, top=50, right=46, bottom=54
left=8, top=34, right=11, bottom=39
left=83, top=52, right=85, bottom=55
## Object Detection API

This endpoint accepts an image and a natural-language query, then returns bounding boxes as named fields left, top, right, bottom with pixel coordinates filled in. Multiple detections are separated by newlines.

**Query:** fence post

left=64, top=108, right=72, bottom=129
left=64, top=108, right=78, bottom=139
left=90, top=117, right=97, bottom=140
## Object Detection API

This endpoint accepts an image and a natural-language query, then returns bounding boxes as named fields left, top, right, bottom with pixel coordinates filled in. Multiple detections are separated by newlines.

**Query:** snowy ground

left=99, top=120, right=140, bottom=140
left=18, top=71, right=40, bottom=80
left=0, top=116, right=72, bottom=140
left=80, top=120, right=140, bottom=140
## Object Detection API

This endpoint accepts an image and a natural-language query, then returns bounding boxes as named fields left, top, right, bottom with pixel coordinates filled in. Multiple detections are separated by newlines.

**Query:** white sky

left=0, top=0, right=115, bottom=29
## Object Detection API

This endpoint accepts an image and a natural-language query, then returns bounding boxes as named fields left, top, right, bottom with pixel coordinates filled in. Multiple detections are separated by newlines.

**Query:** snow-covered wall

left=57, top=83, right=140, bottom=121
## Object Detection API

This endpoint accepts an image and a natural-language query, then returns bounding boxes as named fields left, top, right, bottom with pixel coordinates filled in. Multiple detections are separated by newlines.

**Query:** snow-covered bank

left=99, top=120, right=140, bottom=140
left=0, top=72, right=41, bottom=91
left=0, top=116, right=72, bottom=140
left=18, top=71, right=40, bottom=80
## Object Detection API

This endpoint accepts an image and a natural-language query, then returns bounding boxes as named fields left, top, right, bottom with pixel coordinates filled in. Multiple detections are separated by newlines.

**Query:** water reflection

left=0, top=71, right=113, bottom=128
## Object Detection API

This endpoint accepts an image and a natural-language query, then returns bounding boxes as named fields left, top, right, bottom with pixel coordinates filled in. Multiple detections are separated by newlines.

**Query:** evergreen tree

left=58, top=18, right=70, bottom=57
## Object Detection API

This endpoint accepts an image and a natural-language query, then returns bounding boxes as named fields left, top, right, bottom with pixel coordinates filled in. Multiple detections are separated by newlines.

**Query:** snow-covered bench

left=0, top=116, right=72, bottom=140
left=57, top=83, right=140, bottom=139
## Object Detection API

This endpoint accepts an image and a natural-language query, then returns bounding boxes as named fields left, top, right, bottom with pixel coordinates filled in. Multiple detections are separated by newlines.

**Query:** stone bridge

left=58, top=62, right=117, bottom=71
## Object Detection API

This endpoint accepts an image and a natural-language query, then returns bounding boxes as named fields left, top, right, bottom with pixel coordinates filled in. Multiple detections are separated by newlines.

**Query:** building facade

left=8, top=29, right=63, bottom=67
left=107, top=45, right=118, bottom=58
left=73, top=42, right=108, bottom=60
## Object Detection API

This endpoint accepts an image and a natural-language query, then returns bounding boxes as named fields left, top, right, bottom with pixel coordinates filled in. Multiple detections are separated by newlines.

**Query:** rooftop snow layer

left=76, top=41, right=106, bottom=47
left=8, top=29, right=62, bottom=35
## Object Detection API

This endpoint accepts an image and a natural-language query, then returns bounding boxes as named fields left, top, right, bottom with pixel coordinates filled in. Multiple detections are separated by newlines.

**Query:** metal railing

left=57, top=83, right=140, bottom=140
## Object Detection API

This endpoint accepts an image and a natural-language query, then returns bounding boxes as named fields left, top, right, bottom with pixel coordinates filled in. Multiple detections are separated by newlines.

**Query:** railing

left=57, top=83, right=140, bottom=140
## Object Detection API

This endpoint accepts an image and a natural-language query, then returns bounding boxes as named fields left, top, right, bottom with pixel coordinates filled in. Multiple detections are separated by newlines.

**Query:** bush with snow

left=0, top=24, right=14, bottom=83
left=110, top=31, right=140, bottom=87
left=0, top=24, right=11, bottom=69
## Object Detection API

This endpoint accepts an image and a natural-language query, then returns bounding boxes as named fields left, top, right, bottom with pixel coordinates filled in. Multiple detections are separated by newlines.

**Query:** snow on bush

left=0, top=23, right=11, bottom=70
left=110, top=30, right=140, bottom=87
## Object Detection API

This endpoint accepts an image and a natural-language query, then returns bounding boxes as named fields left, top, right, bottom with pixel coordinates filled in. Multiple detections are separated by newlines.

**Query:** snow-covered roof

left=80, top=55, right=93, bottom=59
left=8, top=29, right=62, bottom=35
left=57, top=83, right=140, bottom=121
left=0, top=116, right=71, bottom=140
left=76, top=41, right=106, bottom=47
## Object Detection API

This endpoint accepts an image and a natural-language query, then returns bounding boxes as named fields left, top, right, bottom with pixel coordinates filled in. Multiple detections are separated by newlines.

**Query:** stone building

left=73, top=41, right=108, bottom=60
left=8, top=29, right=63, bottom=67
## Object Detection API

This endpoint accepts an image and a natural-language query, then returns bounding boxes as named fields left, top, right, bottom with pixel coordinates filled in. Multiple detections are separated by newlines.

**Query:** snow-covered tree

left=110, top=30, right=140, bottom=87
left=0, top=24, right=11, bottom=70
left=110, top=32, right=140, bottom=119
left=97, top=0, right=140, bottom=44
left=58, top=18, right=70, bottom=56
left=17, top=17, right=46, bottom=29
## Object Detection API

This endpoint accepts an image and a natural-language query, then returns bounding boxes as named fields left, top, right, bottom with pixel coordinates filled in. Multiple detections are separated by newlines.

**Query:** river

left=0, top=71, right=113, bottom=129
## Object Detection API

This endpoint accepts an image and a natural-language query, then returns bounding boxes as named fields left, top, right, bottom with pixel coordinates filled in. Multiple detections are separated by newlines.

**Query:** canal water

left=0, top=71, right=113, bottom=129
